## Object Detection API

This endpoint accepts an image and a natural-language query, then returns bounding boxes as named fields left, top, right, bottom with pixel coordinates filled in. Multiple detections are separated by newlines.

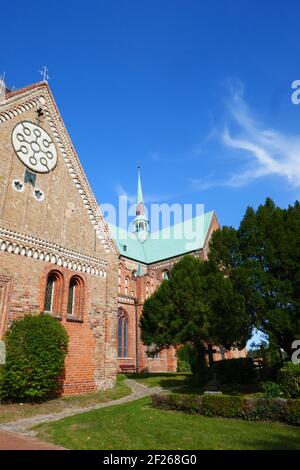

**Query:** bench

left=119, top=364, right=138, bottom=374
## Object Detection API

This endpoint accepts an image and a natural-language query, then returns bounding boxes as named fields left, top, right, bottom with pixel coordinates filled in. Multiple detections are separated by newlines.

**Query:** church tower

left=133, top=166, right=149, bottom=243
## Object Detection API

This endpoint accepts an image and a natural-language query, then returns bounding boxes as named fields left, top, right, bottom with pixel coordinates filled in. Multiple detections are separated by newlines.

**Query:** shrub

left=277, top=362, right=300, bottom=398
left=0, top=313, right=68, bottom=401
left=213, top=358, right=256, bottom=384
left=261, top=381, right=283, bottom=398
left=201, top=394, right=245, bottom=418
left=286, top=399, right=300, bottom=426
left=150, top=393, right=300, bottom=426
left=176, top=346, right=191, bottom=373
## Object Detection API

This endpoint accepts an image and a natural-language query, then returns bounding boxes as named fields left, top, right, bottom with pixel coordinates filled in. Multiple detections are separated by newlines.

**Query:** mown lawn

left=0, top=375, right=131, bottom=424
left=127, top=372, right=194, bottom=390
left=35, top=396, right=300, bottom=450
left=126, top=373, right=260, bottom=396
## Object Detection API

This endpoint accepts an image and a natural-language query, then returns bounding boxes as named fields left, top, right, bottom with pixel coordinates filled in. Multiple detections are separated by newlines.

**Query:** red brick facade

left=0, top=83, right=118, bottom=394
left=116, top=213, right=246, bottom=374
left=0, top=82, right=246, bottom=396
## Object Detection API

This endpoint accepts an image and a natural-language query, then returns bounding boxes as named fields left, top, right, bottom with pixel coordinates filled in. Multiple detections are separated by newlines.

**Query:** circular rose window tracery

left=11, top=121, right=57, bottom=173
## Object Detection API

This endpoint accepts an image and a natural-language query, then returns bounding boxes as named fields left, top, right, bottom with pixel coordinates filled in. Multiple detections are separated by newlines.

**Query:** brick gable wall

left=0, top=84, right=118, bottom=394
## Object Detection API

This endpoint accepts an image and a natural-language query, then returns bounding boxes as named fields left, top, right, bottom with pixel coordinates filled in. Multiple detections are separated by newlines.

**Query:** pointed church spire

left=134, top=166, right=149, bottom=243
left=137, top=166, right=144, bottom=205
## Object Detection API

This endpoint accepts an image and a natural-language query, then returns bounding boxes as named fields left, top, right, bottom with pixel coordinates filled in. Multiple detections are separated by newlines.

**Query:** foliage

left=176, top=346, right=191, bottom=373
left=213, top=358, right=256, bottom=384
left=208, top=198, right=300, bottom=358
left=261, top=381, right=283, bottom=398
left=247, top=338, right=286, bottom=366
left=0, top=313, right=68, bottom=401
left=141, top=255, right=251, bottom=375
left=277, top=362, right=300, bottom=399
left=151, top=393, right=300, bottom=426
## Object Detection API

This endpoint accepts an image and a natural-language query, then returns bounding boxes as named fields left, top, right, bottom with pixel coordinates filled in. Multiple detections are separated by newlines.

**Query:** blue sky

left=2, top=0, right=300, bottom=229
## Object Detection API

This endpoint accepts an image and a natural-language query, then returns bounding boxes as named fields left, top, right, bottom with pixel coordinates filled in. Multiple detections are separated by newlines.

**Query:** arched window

left=118, top=265, right=122, bottom=292
left=67, top=276, right=83, bottom=318
left=44, top=271, right=63, bottom=314
left=151, top=273, right=155, bottom=293
left=117, top=308, right=128, bottom=358
left=162, top=270, right=170, bottom=280
left=146, top=343, right=160, bottom=359
left=132, top=270, right=137, bottom=280
left=125, top=277, right=129, bottom=295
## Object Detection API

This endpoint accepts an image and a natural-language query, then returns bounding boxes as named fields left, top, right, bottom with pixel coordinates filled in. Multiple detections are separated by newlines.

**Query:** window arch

left=117, top=308, right=128, bottom=358
left=118, top=265, right=122, bottom=293
left=150, top=273, right=155, bottom=293
left=67, top=276, right=84, bottom=318
left=44, top=271, right=63, bottom=315
left=146, top=282, right=150, bottom=298
left=125, top=276, right=129, bottom=296
left=162, top=270, right=170, bottom=280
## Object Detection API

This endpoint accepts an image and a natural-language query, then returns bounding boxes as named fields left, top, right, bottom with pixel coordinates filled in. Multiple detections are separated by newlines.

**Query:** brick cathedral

left=0, top=81, right=245, bottom=394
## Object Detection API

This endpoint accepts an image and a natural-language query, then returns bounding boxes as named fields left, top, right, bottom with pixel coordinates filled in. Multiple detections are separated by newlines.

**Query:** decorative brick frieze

left=0, top=227, right=107, bottom=277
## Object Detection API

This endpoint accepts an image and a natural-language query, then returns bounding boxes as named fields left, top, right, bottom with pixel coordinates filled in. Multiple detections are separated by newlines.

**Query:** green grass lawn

left=0, top=375, right=131, bottom=424
left=35, top=396, right=300, bottom=450
left=127, top=372, right=194, bottom=390
left=126, top=372, right=260, bottom=396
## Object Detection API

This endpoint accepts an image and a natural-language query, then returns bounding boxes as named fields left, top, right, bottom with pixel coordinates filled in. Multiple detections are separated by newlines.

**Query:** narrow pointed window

left=67, top=276, right=84, bottom=319
left=117, top=308, right=128, bottom=358
left=44, top=271, right=63, bottom=315
left=44, top=274, right=56, bottom=312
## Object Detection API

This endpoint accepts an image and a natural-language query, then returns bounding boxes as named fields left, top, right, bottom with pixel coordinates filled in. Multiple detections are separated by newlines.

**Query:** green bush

left=213, top=358, right=256, bottom=384
left=201, top=394, right=245, bottom=418
left=261, top=381, right=283, bottom=398
left=176, top=346, right=191, bottom=373
left=286, top=399, right=300, bottom=426
left=0, top=313, right=68, bottom=401
left=277, top=362, right=300, bottom=398
left=151, top=393, right=300, bottom=426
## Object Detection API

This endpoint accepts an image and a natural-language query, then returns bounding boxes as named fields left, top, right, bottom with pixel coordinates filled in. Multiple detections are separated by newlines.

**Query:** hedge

left=0, top=313, right=68, bottom=401
left=277, top=362, right=300, bottom=399
left=151, top=393, right=300, bottom=426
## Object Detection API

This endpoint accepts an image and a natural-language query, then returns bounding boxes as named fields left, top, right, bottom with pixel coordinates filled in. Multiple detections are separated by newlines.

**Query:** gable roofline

left=0, top=81, right=118, bottom=255
left=202, top=210, right=220, bottom=253
left=111, top=210, right=218, bottom=264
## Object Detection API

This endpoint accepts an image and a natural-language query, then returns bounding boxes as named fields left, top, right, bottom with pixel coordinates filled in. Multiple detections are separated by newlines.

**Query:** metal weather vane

left=39, top=66, right=50, bottom=82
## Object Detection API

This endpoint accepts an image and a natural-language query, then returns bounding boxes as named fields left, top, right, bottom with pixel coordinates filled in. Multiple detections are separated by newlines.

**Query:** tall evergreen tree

left=209, top=198, right=300, bottom=358
left=140, top=256, right=251, bottom=371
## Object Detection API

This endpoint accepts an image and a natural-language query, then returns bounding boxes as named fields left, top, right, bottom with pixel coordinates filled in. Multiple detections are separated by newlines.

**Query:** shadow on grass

left=126, top=372, right=204, bottom=394
left=229, top=430, right=300, bottom=450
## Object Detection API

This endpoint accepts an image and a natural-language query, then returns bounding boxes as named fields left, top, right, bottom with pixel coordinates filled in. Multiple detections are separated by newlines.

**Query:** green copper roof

left=109, top=210, right=215, bottom=264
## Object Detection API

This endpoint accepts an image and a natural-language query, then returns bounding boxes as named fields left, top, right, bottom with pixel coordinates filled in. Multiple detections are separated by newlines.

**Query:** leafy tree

left=208, top=198, right=300, bottom=358
left=0, top=313, right=68, bottom=401
left=140, top=256, right=251, bottom=374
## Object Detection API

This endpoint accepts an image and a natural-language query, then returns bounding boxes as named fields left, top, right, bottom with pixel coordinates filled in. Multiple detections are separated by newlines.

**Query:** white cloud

left=190, top=82, right=300, bottom=191
left=222, top=85, right=300, bottom=188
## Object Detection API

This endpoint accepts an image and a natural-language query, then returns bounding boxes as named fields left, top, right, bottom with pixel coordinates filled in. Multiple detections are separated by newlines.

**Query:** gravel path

left=0, top=379, right=161, bottom=439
